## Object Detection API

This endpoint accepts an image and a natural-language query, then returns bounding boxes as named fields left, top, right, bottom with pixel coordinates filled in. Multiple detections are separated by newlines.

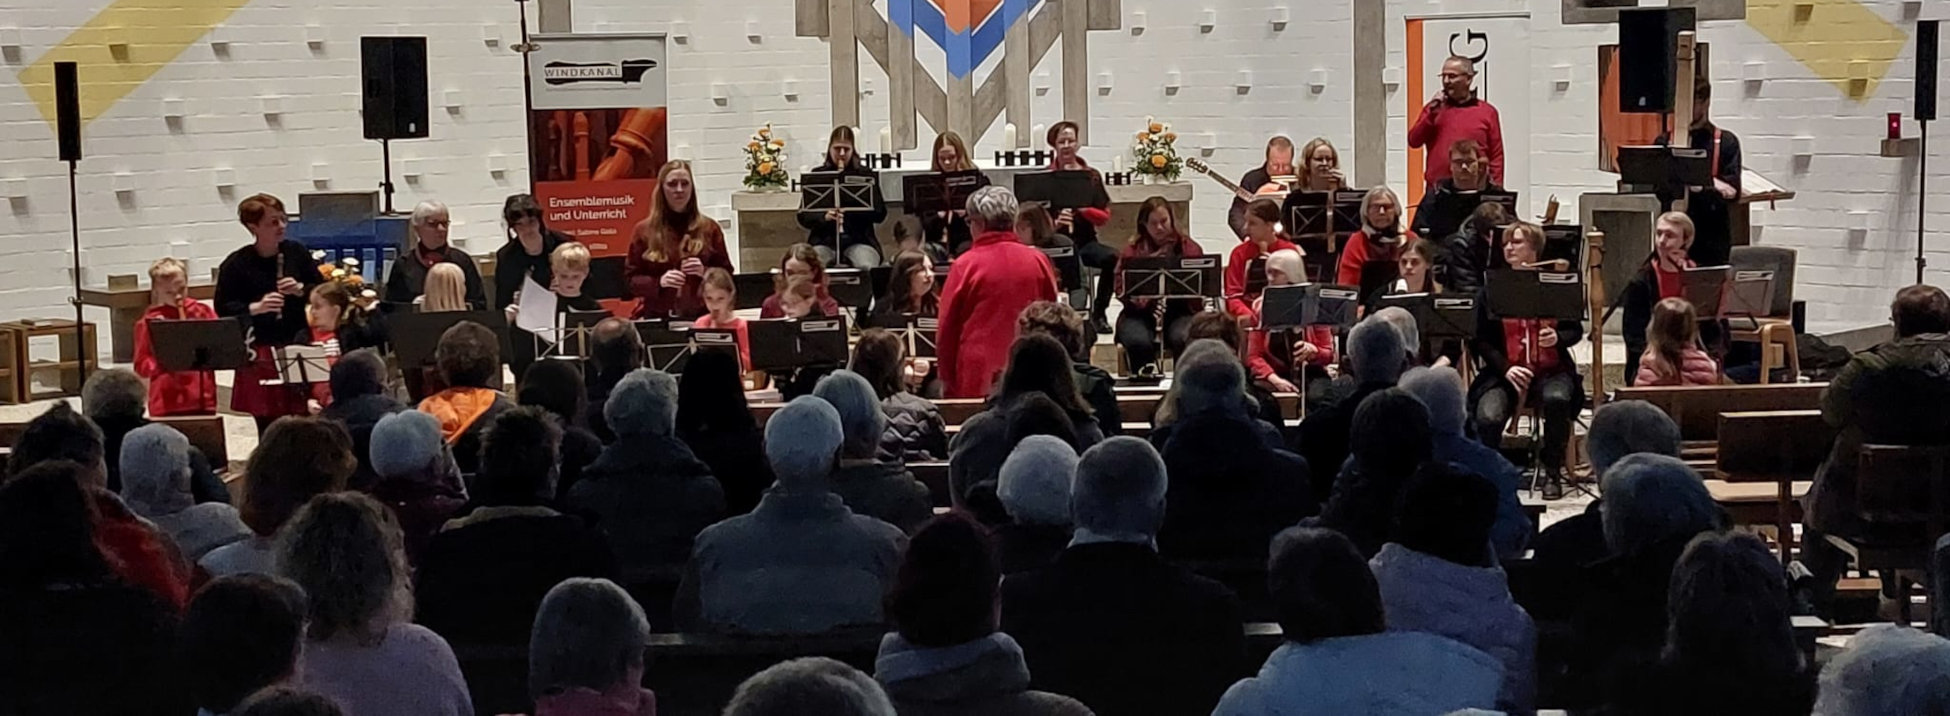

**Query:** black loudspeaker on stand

left=1919, top=20, right=1938, bottom=285
left=1617, top=7, right=1696, bottom=113
left=360, top=36, right=429, bottom=214
left=55, top=61, right=90, bottom=384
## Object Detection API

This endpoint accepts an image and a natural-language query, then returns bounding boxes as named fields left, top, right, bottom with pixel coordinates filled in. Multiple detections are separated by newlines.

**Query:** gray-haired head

left=119, top=423, right=194, bottom=518
left=410, top=200, right=448, bottom=228
left=1071, top=437, right=1169, bottom=541
left=1371, top=306, right=1420, bottom=357
left=723, top=656, right=896, bottom=716
left=330, top=349, right=390, bottom=401
left=605, top=369, right=679, bottom=437
left=1814, top=624, right=1950, bottom=716
left=998, top=435, right=1078, bottom=527
left=1174, top=340, right=1247, bottom=416
left=764, top=396, right=845, bottom=489
left=1600, top=453, right=1724, bottom=557
left=1397, top=366, right=1467, bottom=436
left=965, top=185, right=1020, bottom=234
left=1347, top=318, right=1409, bottom=385
left=368, top=410, right=446, bottom=480
left=81, top=368, right=147, bottom=422
left=528, top=577, right=651, bottom=701
left=1266, top=248, right=1304, bottom=284
left=812, top=370, right=888, bottom=460
left=1587, top=400, right=1682, bottom=476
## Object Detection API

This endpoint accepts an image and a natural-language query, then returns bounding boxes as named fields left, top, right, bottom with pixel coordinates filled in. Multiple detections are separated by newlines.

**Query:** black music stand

left=863, top=312, right=939, bottom=359
left=1243, top=256, right=1269, bottom=298
left=149, top=318, right=253, bottom=373
left=1034, top=245, right=1084, bottom=293
left=1485, top=269, right=1586, bottom=322
left=1422, top=189, right=1522, bottom=243
left=1680, top=265, right=1733, bottom=317
left=269, top=344, right=334, bottom=388
left=733, top=272, right=775, bottom=311
left=1120, top=256, right=1223, bottom=302
left=1724, top=269, right=1777, bottom=331
left=634, top=319, right=695, bottom=373
left=1618, top=145, right=1712, bottom=195
left=1331, top=190, right=1367, bottom=239
left=800, top=171, right=880, bottom=213
left=904, top=169, right=986, bottom=215
left=583, top=256, right=629, bottom=301
left=392, top=309, right=507, bottom=381
left=747, top=316, right=851, bottom=372
left=1015, top=170, right=1102, bottom=210
left=1358, top=262, right=1401, bottom=306
left=689, top=327, right=742, bottom=365
left=535, top=309, right=610, bottom=360
left=1378, top=292, right=1480, bottom=341
left=1542, top=224, right=1584, bottom=270
left=826, top=268, right=873, bottom=310
left=1259, top=284, right=1359, bottom=331
left=1282, top=191, right=1332, bottom=243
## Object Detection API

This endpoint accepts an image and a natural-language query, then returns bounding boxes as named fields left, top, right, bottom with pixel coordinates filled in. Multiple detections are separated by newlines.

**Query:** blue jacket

left=690, top=489, right=905, bottom=635
left=1213, top=631, right=1503, bottom=716
left=1430, top=432, right=1532, bottom=562
left=1370, top=543, right=1537, bottom=714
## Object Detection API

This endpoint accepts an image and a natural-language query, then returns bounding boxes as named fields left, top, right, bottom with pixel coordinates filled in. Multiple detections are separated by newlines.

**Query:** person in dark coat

left=415, top=407, right=615, bottom=647
left=80, top=367, right=227, bottom=502
left=1527, top=401, right=1681, bottom=623
left=798, top=126, right=890, bottom=269
left=384, top=201, right=486, bottom=309
left=568, top=370, right=725, bottom=578
left=1309, top=388, right=1434, bottom=558
left=584, top=317, right=645, bottom=443
left=813, top=370, right=933, bottom=534
left=950, top=335, right=1105, bottom=512
left=180, top=575, right=309, bottom=716
left=1295, top=318, right=1413, bottom=505
left=1436, top=201, right=1508, bottom=296
left=1157, top=342, right=1314, bottom=563
left=1001, top=437, right=1246, bottom=716
left=1016, top=300, right=1121, bottom=437
left=994, top=436, right=1078, bottom=575
left=365, top=410, right=468, bottom=565
left=319, top=349, right=407, bottom=490
left=677, top=349, right=775, bottom=517
left=494, top=194, right=569, bottom=379
left=517, top=358, right=604, bottom=499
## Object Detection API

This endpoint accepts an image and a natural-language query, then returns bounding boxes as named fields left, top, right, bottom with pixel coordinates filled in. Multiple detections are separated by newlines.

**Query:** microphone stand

left=68, top=155, right=88, bottom=385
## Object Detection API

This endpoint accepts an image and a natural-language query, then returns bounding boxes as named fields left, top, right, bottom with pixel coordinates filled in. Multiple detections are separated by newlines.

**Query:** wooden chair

left=1713, top=410, right=1835, bottom=566
left=1828, top=444, right=1950, bottom=624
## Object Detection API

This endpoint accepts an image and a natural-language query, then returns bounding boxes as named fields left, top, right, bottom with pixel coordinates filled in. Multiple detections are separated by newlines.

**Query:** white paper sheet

left=515, top=275, right=559, bottom=343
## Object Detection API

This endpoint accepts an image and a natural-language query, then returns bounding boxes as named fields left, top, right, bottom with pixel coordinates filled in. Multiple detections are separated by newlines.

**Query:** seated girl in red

left=132, top=257, right=218, bottom=416
left=1225, top=198, right=1300, bottom=320
left=760, top=243, right=842, bottom=318
left=1336, top=185, right=1417, bottom=286
left=1636, top=297, right=1722, bottom=386
left=691, top=268, right=751, bottom=372
left=1247, top=249, right=1336, bottom=396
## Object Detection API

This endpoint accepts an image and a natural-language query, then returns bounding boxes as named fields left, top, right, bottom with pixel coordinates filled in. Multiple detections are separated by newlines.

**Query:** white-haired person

left=528, top=578, right=657, bottom=716
left=680, top=396, right=905, bottom=635
left=365, top=410, right=466, bottom=563
left=1294, top=318, right=1415, bottom=505
left=569, top=370, right=725, bottom=578
left=1245, top=248, right=1336, bottom=400
left=118, top=423, right=250, bottom=562
left=384, top=200, right=485, bottom=309
left=936, top=186, right=1061, bottom=398
left=994, top=435, right=1078, bottom=575
left=1814, top=624, right=1950, bottom=716
left=1336, top=186, right=1416, bottom=286
left=133, top=255, right=220, bottom=416
left=723, top=657, right=895, bottom=716
left=83, top=367, right=228, bottom=502
left=1396, top=366, right=1529, bottom=561
left=1001, top=437, right=1245, bottom=716
left=812, top=370, right=932, bottom=534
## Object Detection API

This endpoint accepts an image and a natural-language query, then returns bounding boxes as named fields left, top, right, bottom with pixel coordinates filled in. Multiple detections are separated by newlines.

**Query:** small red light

left=1890, top=112, right=1904, bottom=140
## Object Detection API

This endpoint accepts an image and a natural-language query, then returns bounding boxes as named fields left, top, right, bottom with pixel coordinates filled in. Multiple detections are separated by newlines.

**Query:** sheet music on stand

left=634, top=319, right=696, bottom=373
left=1724, top=270, right=1776, bottom=331
left=1377, top=292, right=1479, bottom=340
left=538, top=310, right=611, bottom=359
left=149, top=318, right=253, bottom=373
left=800, top=171, right=880, bottom=213
left=1485, top=269, right=1587, bottom=322
left=1680, top=265, right=1732, bottom=318
left=264, top=344, right=334, bottom=387
left=1121, top=256, right=1223, bottom=301
left=1282, top=191, right=1332, bottom=243
left=1259, top=283, right=1360, bottom=331
left=1015, top=170, right=1104, bottom=211
left=748, top=316, right=851, bottom=372
left=904, top=169, right=986, bottom=215
left=863, top=312, right=939, bottom=359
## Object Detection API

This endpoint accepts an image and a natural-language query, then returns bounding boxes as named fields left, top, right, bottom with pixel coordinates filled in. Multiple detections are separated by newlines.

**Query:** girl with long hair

left=798, top=125, right=890, bottom=268
left=1294, top=137, right=1344, bottom=192
left=691, top=268, right=751, bottom=372
left=875, top=250, right=940, bottom=318
left=851, top=328, right=948, bottom=461
left=760, top=243, right=841, bottom=318
left=625, top=160, right=732, bottom=319
left=1114, top=197, right=1206, bottom=374
left=1636, top=297, right=1721, bottom=386
left=1225, top=198, right=1300, bottom=319
left=923, top=131, right=991, bottom=255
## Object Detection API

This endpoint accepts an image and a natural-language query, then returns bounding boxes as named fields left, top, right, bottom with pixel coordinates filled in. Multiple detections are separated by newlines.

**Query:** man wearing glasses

left=1409, top=56, right=1505, bottom=190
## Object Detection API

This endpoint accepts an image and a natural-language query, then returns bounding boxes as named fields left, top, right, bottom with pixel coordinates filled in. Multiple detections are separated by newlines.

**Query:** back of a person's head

left=591, top=317, right=645, bottom=375
left=1071, top=437, right=1168, bottom=539
left=181, top=575, right=310, bottom=713
left=1587, top=400, right=1682, bottom=476
left=231, top=687, right=346, bottom=716
left=1371, top=306, right=1420, bottom=356
left=1003, top=392, right=1080, bottom=449
left=276, top=492, right=407, bottom=642
left=887, top=512, right=1000, bottom=647
left=723, top=656, right=896, bottom=716
left=1351, top=388, right=1432, bottom=474
left=80, top=367, right=147, bottom=422
left=1392, top=462, right=1497, bottom=568
left=1600, top=453, right=1725, bottom=557
left=1664, top=531, right=1802, bottom=678
left=998, top=435, right=1078, bottom=527
left=677, top=349, right=753, bottom=435
left=0, top=460, right=107, bottom=587
left=1815, top=624, right=1950, bottom=716
left=813, top=370, right=889, bottom=459
left=764, top=396, right=845, bottom=489
left=243, top=417, right=356, bottom=536
left=328, top=349, right=389, bottom=402
left=478, top=406, right=563, bottom=506
left=605, top=368, right=680, bottom=437
left=119, top=423, right=194, bottom=518
left=1173, top=340, right=1247, bottom=416
left=1184, top=310, right=1244, bottom=353
left=1396, top=366, right=1467, bottom=437
left=518, top=358, right=587, bottom=423
left=434, top=320, right=501, bottom=390
left=529, top=577, right=651, bottom=701
left=1016, top=300, right=1087, bottom=360
left=1267, top=526, right=1385, bottom=642
left=998, top=333, right=1087, bottom=414
left=1893, top=284, right=1950, bottom=337
left=367, top=410, right=445, bottom=481
left=7, top=402, right=105, bottom=483
left=1347, top=318, right=1409, bottom=385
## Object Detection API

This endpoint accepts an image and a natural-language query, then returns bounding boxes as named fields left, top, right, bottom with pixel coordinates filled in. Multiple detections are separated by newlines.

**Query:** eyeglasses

left=1440, top=72, right=1470, bottom=81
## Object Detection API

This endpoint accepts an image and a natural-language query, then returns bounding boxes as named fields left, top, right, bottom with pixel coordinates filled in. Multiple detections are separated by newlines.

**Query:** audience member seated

left=417, top=408, right=615, bottom=648
left=1151, top=338, right=1281, bottom=449
left=1528, top=400, right=1681, bottom=617
left=586, top=317, right=645, bottom=443
left=1634, top=297, right=1722, bottom=387
left=676, top=349, right=774, bottom=517
left=1369, top=463, right=1535, bottom=713
left=1214, top=527, right=1501, bottom=715
left=1295, top=318, right=1412, bottom=504
left=724, top=657, right=896, bottom=716
left=994, top=436, right=1079, bottom=575
left=875, top=512, right=1094, bottom=715
left=1370, top=305, right=1426, bottom=369
left=814, top=370, right=933, bottom=534
left=570, top=370, right=725, bottom=579
left=1002, top=437, right=1245, bottom=716
left=180, top=575, right=309, bottom=716
left=279, top=492, right=472, bottom=715
left=1812, top=624, right=1950, bottom=715
left=232, top=687, right=348, bottom=716
left=119, top=423, right=249, bottom=562
left=1803, top=284, right=1950, bottom=613
left=1599, top=531, right=1813, bottom=715
left=82, top=367, right=225, bottom=500
left=366, top=410, right=467, bottom=564
left=950, top=335, right=1105, bottom=511
left=419, top=320, right=513, bottom=478
left=1156, top=341, right=1313, bottom=562
left=851, top=329, right=948, bottom=463
left=1397, top=366, right=1531, bottom=561
left=201, top=416, right=356, bottom=578
left=1310, top=388, right=1433, bottom=558
left=1017, top=300, right=1121, bottom=437
left=684, top=397, right=905, bottom=635
left=518, top=358, right=605, bottom=498
left=1183, top=309, right=1286, bottom=427
left=0, top=463, right=188, bottom=715
left=9, top=404, right=191, bottom=607
left=320, top=349, right=407, bottom=490
left=528, top=578, right=658, bottom=716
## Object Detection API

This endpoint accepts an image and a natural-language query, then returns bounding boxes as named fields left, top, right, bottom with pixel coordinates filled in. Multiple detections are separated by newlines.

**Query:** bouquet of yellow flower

left=1131, top=116, right=1182, bottom=181
left=311, top=251, right=379, bottom=307
left=744, top=123, right=790, bottom=190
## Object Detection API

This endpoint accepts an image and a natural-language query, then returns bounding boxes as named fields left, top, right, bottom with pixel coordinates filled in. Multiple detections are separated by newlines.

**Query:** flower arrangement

left=312, top=251, right=379, bottom=306
left=743, top=123, right=790, bottom=190
left=1131, top=117, right=1182, bottom=181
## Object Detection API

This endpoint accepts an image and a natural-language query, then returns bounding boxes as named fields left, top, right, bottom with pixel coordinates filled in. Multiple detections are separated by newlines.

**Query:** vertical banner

left=526, top=33, right=668, bottom=258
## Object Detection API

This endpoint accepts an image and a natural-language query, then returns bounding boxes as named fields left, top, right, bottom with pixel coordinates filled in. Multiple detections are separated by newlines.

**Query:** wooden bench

left=0, top=414, right=227, bottom=473
left=1712, top=409, right=1835, bottom=565
left=1616, top=383, right=1827, bottom=475
left=753, top=391, right=1302, bottom=430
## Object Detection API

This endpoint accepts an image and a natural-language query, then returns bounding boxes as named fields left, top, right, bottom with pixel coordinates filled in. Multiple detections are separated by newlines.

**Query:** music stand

left=1378, top=293, right=1480, bottom=340
left=149, top=318, right=253, bottom=373
left=863, top=313, right=939, bottom=359
left=1358, top=262, right=1401, bottom=305
left=904, top=169, right=986, bottom=215
left=1618, top=145, right=1712, bottom=194
left=1423, top=189, right=1522, bottom=243
left=800, top=171, right=880, bottom=213
left=1121, top=256, right=1223, bottom=301
left=1243, top=256, right=1269, bottom=298
left=747, top=316, right=852, bottom=372
left=268, top=344, right=334, bottom=387
left=1542, top=224, right=1584, bottom=270
left=1680, top=265, right=1732, bottom=317
left=1331, top=190, right=1367, bottom=239
left=634, top=319, right=695, bottom=373
left=1724, top=270, right=1776, bottom=332
left=392, top=310, right=507, bottom=381
left=826, top=268, right=873, bottom=309
left=1259, top=284, right=1359, bottom=331
left=1282, top=191, right=1332, bottom=243
left=734, top=272, right=775, bottom=311
left=689, top=327, right=741, bottom=364
left=583, top=256, right=629, bottom=301
left=1015, top=170, right=1101, bottom=210
left=538, top=310, right=610, bottom=359
left=1485, top=269, right=1586, bottom=322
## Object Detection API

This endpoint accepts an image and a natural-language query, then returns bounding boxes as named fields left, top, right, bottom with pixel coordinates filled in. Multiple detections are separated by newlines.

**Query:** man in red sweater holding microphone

left=1409, top=56, right=1504, bottom=189
left=938, top=186, right=1061, bottom=398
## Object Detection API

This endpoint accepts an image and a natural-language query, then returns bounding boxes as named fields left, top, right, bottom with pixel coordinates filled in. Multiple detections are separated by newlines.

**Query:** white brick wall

left=0, top=0, right=1932, bottom=360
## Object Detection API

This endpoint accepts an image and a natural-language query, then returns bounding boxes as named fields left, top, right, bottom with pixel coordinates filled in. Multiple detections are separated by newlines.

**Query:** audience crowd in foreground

left=7, top=286, right=1950, bottom=716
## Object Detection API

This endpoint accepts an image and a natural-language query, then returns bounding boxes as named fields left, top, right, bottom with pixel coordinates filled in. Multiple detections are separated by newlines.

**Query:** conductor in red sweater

left=938, top=186, right=1061, bottom=398
left=1409, top=56, right=1504, bottom=188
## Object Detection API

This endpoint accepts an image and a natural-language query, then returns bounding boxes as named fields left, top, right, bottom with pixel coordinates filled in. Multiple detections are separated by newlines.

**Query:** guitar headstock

left=1185, top=157, right=1211, bottom=176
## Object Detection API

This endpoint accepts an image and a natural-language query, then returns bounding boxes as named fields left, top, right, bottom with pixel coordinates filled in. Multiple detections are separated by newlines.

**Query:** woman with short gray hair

left=384, top=199, right=485, bottom=308
left=529, top=577, right=657, bottom=715
left=936, top=187, right=1062, bottom=399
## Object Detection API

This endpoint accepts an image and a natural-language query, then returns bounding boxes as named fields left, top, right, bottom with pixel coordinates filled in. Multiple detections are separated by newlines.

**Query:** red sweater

left=1407, top=98, right=1505, bottom=185
left=625, top=223, right=733, bottom=319
left=1225, top=237, right=1298, bottom=319
left=938, top=231, right=1060, bottom=398
left=1247, top=322, right=1336, bottom=382
left=132, top=302, right=220, bottom=416
left=1336, top=230, right=1417, bottom=286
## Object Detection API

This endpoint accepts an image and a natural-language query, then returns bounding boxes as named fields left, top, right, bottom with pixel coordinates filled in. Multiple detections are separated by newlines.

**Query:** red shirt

left=1654, top=259, right=1695, bottom=300
left=625, top=222, right=733, bottom=319
left=692, top=314, right=751, bottom=372
left=1336, top=229, right=1417, bottom=286
left=1502, top=318, right=1561, bottom=373
left=1247, top=322, right=1337, bottom=382
left=132, top=302, right=220, bottom=417
left=1408, top=97, right=1505, bottom=185
left=938, top=230, right=1060, bottom=398
left=1225, top=237, right=1298, bottom=318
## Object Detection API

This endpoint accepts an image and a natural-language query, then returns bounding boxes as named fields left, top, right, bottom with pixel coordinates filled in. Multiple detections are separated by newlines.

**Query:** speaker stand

left=66, top=158, right=88, bottom=384
left=1921, top=118, right=1931, bottom=286
left=378, top=138, right=398, bottom=215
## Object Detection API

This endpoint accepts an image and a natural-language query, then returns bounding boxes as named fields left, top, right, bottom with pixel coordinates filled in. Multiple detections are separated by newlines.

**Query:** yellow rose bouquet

left=1130, top=116, right=1182, bottom=182
left=744, top=123, right=790, bottom=190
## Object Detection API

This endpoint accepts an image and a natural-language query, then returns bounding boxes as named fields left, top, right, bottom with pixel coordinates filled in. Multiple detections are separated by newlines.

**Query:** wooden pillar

left=887, top=0, right=917, bottom=149
left=829, top=0, right=861, bottom=129
left=1350, top=0, right=1385, bottom=188
left=1060, top=0, right=1090, bottom=143
left=1003, top=0, right=1032, bottom=147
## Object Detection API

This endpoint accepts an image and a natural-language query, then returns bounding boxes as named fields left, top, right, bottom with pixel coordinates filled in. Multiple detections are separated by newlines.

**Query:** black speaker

left=1618, top=7, right=1696, bottom=114
left=55, top=61, right=80, bottom=161
left=361, top=36, right=429, bottom=140
left=1921, top=20, right=1939, bottom=122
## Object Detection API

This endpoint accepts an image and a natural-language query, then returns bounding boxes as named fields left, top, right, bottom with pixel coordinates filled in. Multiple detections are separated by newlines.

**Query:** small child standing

left=549, top=242, right=604, bottom=313
left=132, top=257, right=219, bottom=416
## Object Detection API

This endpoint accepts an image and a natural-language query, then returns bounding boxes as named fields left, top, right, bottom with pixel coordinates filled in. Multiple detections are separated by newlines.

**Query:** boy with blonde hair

left=133, top=257, right=220, bottom=415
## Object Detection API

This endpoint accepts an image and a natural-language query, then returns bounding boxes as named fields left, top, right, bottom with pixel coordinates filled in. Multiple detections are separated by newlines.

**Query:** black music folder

left=149, top=318, right=253, bottom=372
left=1259, top=283, right=1360, bottom=331
left=1378, top=292, right=1479, bottom=340
left=904, top=169, right=987, bottom=215
left=1485, top=269, right=1586, bottom=322
left=747, top=316, right=850, bottom=371
left=1121, top=256, right=1222, bottom=300
left=826, top=268, right=873, bottom=309
left=733, top=272, right=775, bottom=311
left=582, top=255, right=629, bottom=301
left=393, top=310, right=508, bottom=375
left=1015, top=170, right=1106, bottom=210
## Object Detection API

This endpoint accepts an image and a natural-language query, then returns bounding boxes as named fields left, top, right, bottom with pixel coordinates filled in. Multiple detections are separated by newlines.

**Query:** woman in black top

left=498, top=195, right=571, bottom=381
left=675, top=350, right=774, bottom=516
left=213, top=193, right=325, bottom=431
left=798, top=126, right=889, bottom=269
left=921, top=131, right=991, bottom=255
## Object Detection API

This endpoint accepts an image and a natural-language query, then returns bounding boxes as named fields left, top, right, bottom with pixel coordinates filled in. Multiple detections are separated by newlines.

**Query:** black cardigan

left=797, top=162, right=889, bottom=255
left=491, top=230, right=568, bottom=311
left=384, top=244, right=487, bottom=309
left=1472, top=286, right=1584, bottom=378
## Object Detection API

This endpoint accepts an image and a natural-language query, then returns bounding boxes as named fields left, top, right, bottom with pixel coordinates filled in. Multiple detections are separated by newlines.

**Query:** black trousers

left=1079, top=241, right=1119, bottom=320
left=1471, top=369, right=1582, bottom=471
left=1116, top=305, right=1194, bottom=374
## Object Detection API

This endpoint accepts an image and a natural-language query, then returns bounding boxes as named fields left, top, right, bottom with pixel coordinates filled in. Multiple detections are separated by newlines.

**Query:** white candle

left=1113, top=154, right=1124, bottom=172
left=1003, top=122, right=1019, bottom=149
left=879, top=127, right=892, bottom=154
